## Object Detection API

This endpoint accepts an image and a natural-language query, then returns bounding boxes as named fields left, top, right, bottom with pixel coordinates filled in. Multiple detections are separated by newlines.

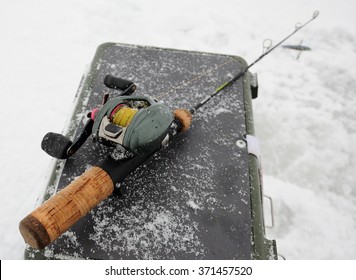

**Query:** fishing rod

left=189, top=10, right=320, bottom=114
left=19, top=11, right=319, bottom=250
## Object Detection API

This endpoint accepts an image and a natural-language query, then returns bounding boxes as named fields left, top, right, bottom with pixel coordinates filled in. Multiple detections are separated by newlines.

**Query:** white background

left=2, top=260, right=356, bottom=279
left=0, top=0, right=355, bottom=259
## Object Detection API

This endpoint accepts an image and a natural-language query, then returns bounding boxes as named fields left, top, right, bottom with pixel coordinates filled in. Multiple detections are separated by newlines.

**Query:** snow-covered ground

left=0, top=0, right=355, bottom=259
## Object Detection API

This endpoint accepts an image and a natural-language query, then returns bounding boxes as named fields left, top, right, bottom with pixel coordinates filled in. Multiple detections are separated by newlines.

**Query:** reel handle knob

left=104, top=74, right=133, bottom=90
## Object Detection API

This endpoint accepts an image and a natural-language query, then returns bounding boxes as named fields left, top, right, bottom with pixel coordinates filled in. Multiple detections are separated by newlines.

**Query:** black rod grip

left=97, top=152, right=153, bottom=185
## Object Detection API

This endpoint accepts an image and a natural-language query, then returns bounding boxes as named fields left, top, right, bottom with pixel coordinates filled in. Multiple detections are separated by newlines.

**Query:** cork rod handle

left=19, top=166, right=114, bottom=250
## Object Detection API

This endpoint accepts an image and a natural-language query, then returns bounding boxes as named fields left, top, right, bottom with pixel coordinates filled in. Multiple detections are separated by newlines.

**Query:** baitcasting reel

left=41, top=75, right=188, bottom=160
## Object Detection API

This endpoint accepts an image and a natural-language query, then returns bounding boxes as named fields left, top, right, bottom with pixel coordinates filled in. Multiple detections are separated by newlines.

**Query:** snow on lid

left=89, top=199, right=207, bottom=259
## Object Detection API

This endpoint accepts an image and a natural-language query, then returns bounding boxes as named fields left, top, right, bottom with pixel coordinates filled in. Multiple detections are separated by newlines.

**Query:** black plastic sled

left=24, top=43, right=277, bottom=260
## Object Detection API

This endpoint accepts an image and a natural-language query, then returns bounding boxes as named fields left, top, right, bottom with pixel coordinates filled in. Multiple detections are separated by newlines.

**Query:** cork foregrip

left=173, top=109, right=192, bottom=132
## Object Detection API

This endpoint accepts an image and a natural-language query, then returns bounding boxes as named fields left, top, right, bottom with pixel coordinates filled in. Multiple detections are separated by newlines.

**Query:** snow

left=89, top=201, right=206, bottom=259
left=0, top=0, right=355, bottom=259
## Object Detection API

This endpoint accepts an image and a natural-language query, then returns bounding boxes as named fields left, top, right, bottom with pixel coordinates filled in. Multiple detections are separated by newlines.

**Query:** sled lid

left=26, top=43, right=276, bottom=260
